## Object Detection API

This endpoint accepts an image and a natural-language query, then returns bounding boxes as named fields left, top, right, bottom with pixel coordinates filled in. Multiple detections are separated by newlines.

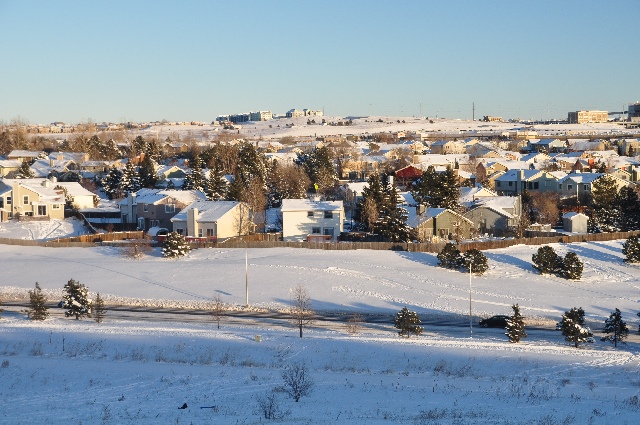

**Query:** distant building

left=568, top=110, right=608, bottom=124
left=249, top=111, right=273, bottom=121
left=629, top=103, right=640, bottom=123
left=482, top=116, right=503, bottom=122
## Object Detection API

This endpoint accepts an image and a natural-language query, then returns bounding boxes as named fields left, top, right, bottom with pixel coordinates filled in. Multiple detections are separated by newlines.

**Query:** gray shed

left=562, top=212, right=588, bottom=233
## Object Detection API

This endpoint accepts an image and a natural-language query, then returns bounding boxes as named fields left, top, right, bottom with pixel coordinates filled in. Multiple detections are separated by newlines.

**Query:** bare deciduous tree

left=530, top=191, right=560, bottom=226
left=211, top=294, right=225, bottom=329
left=122, top=235, right=152, bottom=259
left=290, top=285, right=314, bottom=338
left=346, top=313, right=363, bottom=335
left=362, top=197, right=379, bottom=232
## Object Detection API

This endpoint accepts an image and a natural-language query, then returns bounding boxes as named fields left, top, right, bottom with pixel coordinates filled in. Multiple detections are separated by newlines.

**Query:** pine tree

left=411, top=165, right=460, bottom=209
left=601, top=308, right=629, bottom=348
left=532, top=245, right=563, bottom=275
left=394, top=307, right=423, bottom=337
left=355, top=173, right=385, bottom=232
left=24, top=282, right=49, bottom=321
left=505, top=304, right=527, bottom=343
left=182, top=155, right=206, bottom=191
left=622, top=235, right=640, bottom=263
left=616, top=186, right=640, bottom=231
left=205, top=163, right=227, bottom=201
left=121, top=161, right=141, bottom=195
left=590, top=175, right=621, bottom=232
left=562, top=252, right=583, bottom=280
left=16, top=159, right=35, bottom=178
left=462, top=249, right=489, bottom=275
left=437, top=243, right=463, bottom=269
left=162, top=232, right=191, bottom=258
left=101, top=166, right=124, bottom=199
left=138, top=154, right=158, bottom=189
left=373, top=178, right=412, bottom=242
left=62, top=279, right=92, bottom=320
left=560, top=307, right=593, bottom=348
left=94, top=293, right=106, bottom=323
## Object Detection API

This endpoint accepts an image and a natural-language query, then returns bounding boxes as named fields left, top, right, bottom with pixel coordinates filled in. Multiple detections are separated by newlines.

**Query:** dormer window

left=165, top=204, right=175, bottom=213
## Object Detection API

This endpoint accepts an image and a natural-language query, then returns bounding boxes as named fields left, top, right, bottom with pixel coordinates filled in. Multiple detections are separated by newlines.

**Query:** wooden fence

left=1, top=230, right=637, bottom=252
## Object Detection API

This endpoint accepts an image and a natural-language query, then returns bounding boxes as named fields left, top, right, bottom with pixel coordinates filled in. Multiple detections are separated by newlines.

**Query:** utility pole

left=472, top=102, right=475, bottom=121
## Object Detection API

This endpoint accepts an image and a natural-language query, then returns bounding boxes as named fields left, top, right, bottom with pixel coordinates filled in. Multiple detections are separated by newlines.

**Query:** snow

left=1, top=220, right=640, bottom=423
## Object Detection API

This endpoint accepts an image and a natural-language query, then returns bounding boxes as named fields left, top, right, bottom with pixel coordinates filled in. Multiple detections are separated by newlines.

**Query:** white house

left=281, top=199, right=344, bottom=242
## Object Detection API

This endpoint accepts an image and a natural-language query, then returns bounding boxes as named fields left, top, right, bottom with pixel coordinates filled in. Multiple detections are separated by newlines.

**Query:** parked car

left=479, top=315, right=510, bottom=328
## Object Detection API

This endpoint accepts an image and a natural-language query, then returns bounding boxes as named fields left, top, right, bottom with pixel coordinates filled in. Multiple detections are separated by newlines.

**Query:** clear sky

left=1, top=0, right=638, bottom=124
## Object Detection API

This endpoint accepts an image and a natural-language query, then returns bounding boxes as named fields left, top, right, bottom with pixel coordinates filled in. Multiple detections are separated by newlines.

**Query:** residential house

left=557, top=172, right=631, bottom=200
left=407, top=206, right=473, bottom=242
left=464, top=195, right=522, bottom=237
left=170, top=200, right=249, bottom=240
left=0, top=178, right=66, bottom=221
left=119, top=189, right=207, bottom=230
left=0, top=160, right=22, bottom=177
left=54, top=182, right=96, bottom=209
left=7, top=150, right=44, bottom=163
left=527, top=138, right=565, bottom=153
left=281, top=199, right=344, bottom=242
left=459, top=186, right=498, bottom=209
left=494, top=170, right=559, bottom=195
left=430, top=140, right=465, bottom=155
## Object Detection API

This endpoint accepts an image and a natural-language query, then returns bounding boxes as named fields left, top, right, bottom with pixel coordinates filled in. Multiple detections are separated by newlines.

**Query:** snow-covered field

left=1, top=220, right=640, bottom=423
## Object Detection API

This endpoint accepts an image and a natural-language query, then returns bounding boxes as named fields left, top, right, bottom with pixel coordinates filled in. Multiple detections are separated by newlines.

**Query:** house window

left=567, top=184, right=573, bottom=190
left=6, top=196, right=11, bottom=205
left=311, top=227, right=321, bottom=234
left=206, top=229, right=214, bottom=237
left=143, top=204, right=149, bottom=212
left=23, top=195, right=29, bottom=205
left=324, top=211, right=333, bottom=219
left=307, top=211, right=314, bottom=217
left=165, top=204, right=175, bottom=213
left=0, top=198, right=3, bottom=208
left=176, top=228, right=184, bottom=235
left=496, top=181, right=501, bottom=187
left=508, top=182, right=512, bottom=187
left=323, top=228, right=334, bottom=237
left=558, top=184, right=562, bottom=190
left=151, top=220, right=159, bottom=227
left=198, top=229, right=203, bottom=237
left=52, top=204, right=60, bottom=209
left=583, top=185, right=589, bottom=191
left=37, top=205, right=47, bottom=216
left=533, top=182, right=539, bottom=189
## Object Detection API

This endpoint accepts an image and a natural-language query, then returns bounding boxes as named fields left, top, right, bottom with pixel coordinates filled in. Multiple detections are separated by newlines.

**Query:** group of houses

left=1, top=132, right=639, bottom=243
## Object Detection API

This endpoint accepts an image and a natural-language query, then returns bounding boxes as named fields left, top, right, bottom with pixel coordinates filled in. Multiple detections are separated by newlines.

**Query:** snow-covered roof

left=281, top=199, right=343, bottom=212
left=171, top=200, right=241, bottom=222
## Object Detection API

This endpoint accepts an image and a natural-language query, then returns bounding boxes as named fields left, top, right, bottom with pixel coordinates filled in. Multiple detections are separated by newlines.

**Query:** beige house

left=170, top=200, right=249, bottom=240
left=281, top=199, right=344, bottom=242
left=0, top=178, right=66, bottom=221
left=408, top=207, right=473, bottom=242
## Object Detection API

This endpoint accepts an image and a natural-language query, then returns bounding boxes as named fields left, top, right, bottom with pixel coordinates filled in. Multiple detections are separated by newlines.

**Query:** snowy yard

left=1, top=219, right=640, bottom=423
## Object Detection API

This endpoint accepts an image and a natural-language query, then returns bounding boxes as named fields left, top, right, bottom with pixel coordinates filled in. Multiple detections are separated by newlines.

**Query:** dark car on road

left=479, top=315, right=510, bottom=328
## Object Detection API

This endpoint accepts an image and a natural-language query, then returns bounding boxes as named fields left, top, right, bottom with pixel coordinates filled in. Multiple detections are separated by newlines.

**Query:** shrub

left=462, top=249, right=488, bottom=275
left=281, top=363, right=314, bottom=402
left=394, top=307, right=423, bottom=337
left=437, top=243, right=463, bottom=269
left=161, top=232, right=190, bottom=258
left=622, top=235, right=640, bottom=263
left=562, top=252, right=583, bottom=280
left=532, top=245, right=563, bottom=275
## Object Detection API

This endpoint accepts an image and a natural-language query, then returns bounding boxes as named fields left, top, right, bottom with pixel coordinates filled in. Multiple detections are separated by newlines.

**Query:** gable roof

left=281, top=199, right=344, bottom=212
left=171, top=200, right=241, bottom=223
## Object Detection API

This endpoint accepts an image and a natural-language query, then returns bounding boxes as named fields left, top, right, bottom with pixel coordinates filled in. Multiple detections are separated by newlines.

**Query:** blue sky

left=1, top=0, right=638, bottom=124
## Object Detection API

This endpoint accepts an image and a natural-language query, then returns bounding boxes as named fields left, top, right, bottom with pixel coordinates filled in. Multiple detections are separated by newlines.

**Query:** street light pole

left=469, top=260, right=473, bottom=339
left=245, top=246, right=249, bottom=308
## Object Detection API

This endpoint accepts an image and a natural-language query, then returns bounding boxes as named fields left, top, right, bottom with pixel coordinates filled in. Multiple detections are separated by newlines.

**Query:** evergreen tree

left=93, top=293, right=106, bottom=323
left=17, top=159, right=35, bottom=178
left=589, top=175, right=621, bottom=232
left=24, top=282, right=49, bottom=321
left=162, top=232, right=191, bottom=258
left=622, top=235, right=640, bottom=263
left=532, top=245, right=563, bottom=275
left=101, top=166, right=124, bottom=199
left=394, top=307, right=423, bottom=337
left=225, top=174, right=246, bottom=202
left=121, top=161, right=141, bottom=195
left=295, top=146, right=335, bottom=194
left=237, top=142, right=268, bottom=186
left=411, top=165, right=460, bottom=209
left=616, top=186, right=640, bottom=231
left=462, top=249, right=489, bottom=275
left=62, top=279, right=92, bottom=320
left=205, top=163, right=227, bottom=201
left=601, top=308, right=628, bottom=348
left=138, top=154, right=158, bottom=189
left=373, top=178, right=412, bottom=242
left=505, top=304, right=527, bottom=343
left=182, top=155, right=205, bottom=191
left=562, top=252, right=583, bottom=280
left=437, top=243, right=463, bottom=269
left=560, top=307, right=593, bottom=348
